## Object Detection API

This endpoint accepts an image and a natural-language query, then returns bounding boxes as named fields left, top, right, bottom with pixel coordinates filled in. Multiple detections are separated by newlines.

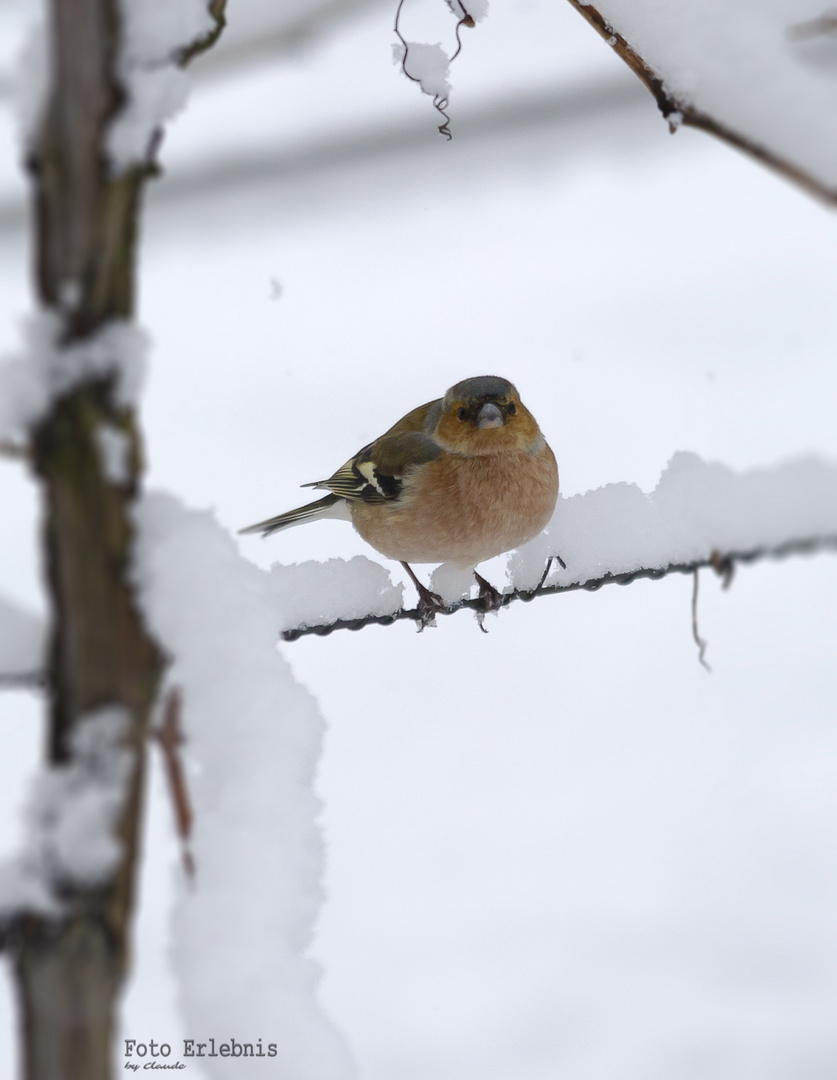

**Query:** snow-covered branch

left=565, top=0, right=837, bottom=202
left=4, top=454, right=835, bottom=683
left=281, top=533, right=837, bottom=640
left=273, top=452, right=837, bottom=639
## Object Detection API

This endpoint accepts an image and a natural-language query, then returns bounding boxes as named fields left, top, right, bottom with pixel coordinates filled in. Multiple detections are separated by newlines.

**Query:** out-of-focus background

left=2, top=1, right=837, bottom=1077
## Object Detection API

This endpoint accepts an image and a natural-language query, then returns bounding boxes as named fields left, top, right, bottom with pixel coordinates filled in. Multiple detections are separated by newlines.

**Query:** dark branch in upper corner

left=280, top=533, right=837, bottom=641
left=563, top=0, right=837, bottom=205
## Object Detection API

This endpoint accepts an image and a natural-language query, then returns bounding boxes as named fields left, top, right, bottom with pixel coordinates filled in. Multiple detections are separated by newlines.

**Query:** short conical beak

left=476, top=402, right=504, bottom=429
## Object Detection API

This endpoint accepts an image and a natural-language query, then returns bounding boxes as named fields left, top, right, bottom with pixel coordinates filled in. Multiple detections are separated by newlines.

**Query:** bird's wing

left=304, top=430, right=443, bottom=504
left=238, top=493, right=348, bottom=538
left=377, top=398, right=442, bottom=439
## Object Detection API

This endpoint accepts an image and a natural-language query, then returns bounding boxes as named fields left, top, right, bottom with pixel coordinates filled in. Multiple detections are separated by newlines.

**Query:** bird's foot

left=414, top=582, right=447, bottom=630
left=401, top=562, right=447, bottom=630
left=473, top=571, right=504, bottom=633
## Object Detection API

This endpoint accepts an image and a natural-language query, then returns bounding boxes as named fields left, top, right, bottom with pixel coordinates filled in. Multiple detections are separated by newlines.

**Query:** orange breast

left=350, top=445, right=558, bottom=566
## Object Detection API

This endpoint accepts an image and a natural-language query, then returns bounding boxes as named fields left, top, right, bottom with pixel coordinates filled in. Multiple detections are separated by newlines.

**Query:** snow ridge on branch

left=564, top=0, right=837, bottom=203
left=281, top=533, right=837, bottom=640
left=2, top=453, right=836, bottom=679
left=273, top=451, right=837, bottom=639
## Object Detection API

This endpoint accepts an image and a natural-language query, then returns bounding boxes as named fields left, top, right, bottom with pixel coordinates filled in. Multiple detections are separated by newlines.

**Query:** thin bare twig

left=788, top=11, right=837, bottom=41
left=0, top=440, right=29, bottom=461
left=691, top=569, right=711, bottom=672
left=280, top=533, right=837, bottom=641
left=155, top=688, right=195, bottom=880
left=177, top=0, right=227, bottom=67
left=0, top=671, right=45, bottom=691
left=449, top=3, right=476, bottom=63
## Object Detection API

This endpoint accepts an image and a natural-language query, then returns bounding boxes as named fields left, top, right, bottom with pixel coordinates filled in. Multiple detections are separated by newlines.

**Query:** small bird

left=240, top=376, right=558, bottom=620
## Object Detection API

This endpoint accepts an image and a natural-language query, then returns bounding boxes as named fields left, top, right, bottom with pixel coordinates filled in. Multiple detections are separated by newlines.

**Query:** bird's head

left=433, top=376, right=544, bottom=456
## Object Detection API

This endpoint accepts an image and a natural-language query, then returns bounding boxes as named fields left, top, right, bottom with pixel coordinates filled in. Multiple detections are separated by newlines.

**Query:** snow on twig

left=108, top=0, right=221, bottom=171
left=564, top=0, right=837, bottom=202
left=5, top=454, right=836, bottom=679
left=277, top=452, right=837, bottom=639
left=0, top=313, right=148, bottom=443
left=280, top=533, right=837, bottom=640
left=393, top=0, right=488, bottom=139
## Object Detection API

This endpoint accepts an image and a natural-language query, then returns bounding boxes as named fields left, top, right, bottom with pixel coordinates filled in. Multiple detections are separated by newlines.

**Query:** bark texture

left=13, top=1, right=161, bottom=1077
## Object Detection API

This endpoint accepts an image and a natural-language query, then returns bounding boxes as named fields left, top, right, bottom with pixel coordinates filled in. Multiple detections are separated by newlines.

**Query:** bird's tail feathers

left=238, top=493, right=346, bottom=538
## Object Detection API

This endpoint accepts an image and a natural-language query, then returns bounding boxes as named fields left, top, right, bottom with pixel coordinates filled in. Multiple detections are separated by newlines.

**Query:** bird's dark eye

left=507, top=401, right=517, bottom=415
left=457, top=407, right=468, bottom=421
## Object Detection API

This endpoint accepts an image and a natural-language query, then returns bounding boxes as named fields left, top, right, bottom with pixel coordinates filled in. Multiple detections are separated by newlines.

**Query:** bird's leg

left=401, top=562, right=446, bottom=629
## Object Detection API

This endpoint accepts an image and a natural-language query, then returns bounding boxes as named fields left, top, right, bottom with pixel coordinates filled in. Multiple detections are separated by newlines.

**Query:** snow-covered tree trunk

left=9, top=2, right=219, bottom=1078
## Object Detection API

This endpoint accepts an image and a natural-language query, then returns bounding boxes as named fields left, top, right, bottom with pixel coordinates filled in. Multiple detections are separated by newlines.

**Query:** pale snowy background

left=1, top=0, right=837, bottom=1078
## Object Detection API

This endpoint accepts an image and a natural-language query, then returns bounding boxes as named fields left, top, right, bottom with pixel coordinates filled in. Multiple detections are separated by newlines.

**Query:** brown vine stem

left=393, top=0, right=475, bottom=139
